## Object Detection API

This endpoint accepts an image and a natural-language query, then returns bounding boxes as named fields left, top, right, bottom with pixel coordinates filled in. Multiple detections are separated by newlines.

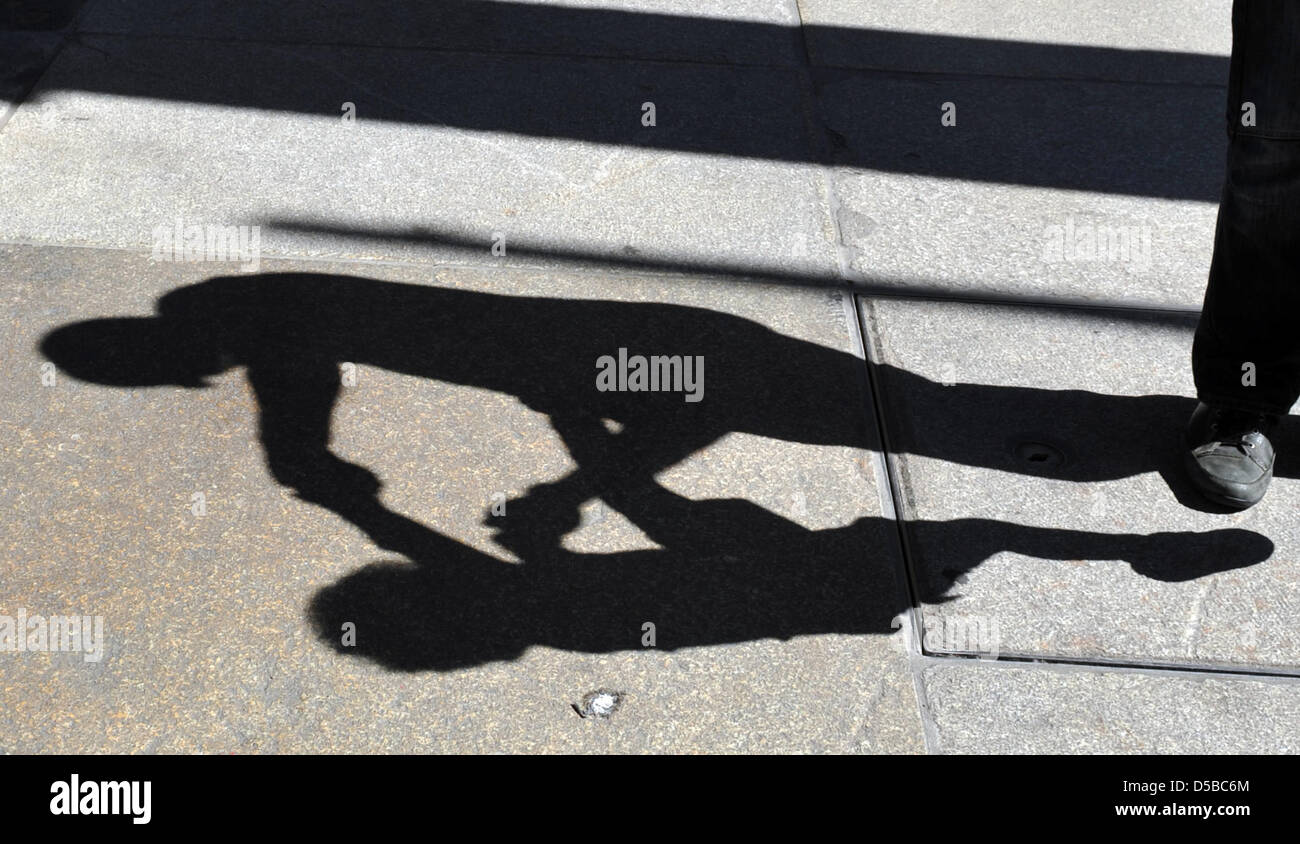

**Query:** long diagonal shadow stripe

left=17, top=0, right=1228, bottom=199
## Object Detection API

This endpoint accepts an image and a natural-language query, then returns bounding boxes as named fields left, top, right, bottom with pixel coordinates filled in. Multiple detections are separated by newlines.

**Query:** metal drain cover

left=1012, top=439, right=1066, bottom=468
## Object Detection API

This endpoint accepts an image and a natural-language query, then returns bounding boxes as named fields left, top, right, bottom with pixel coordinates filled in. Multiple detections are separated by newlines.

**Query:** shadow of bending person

left=38, top=272, right=1278, bottom=671
left=40, top=272, right=875, bottom=561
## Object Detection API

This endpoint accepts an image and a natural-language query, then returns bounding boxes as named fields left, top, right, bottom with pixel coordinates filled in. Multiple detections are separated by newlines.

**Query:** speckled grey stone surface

left=0, top=243, right=921, bottom=753
left=862, top=296, right=1300, bottom=671
left=923, top=661, right=1300, bottom=754
left=0, top=36, right=839, bottom=278
left=7, top=0, right=1298, bottom=755
left=820, top=72, right=1225, bottom=306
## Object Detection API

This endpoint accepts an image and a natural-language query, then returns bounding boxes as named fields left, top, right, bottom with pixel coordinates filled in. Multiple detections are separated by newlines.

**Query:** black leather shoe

left=1184, top=402, right=1279, bottom=509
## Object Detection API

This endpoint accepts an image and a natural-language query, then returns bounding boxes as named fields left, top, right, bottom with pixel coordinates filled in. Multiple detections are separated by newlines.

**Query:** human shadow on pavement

left=39, top=272, right=1278, bottom=670
left=306, top=503, right=1271, bottom=671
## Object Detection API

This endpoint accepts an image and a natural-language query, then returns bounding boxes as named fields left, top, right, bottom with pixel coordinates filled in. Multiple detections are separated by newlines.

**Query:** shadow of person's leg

left=909, top=518, right=1276, bottom=604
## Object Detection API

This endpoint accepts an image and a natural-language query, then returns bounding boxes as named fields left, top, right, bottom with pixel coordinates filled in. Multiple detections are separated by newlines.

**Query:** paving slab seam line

left=853, top=315, right=1292, bottom=680
left=783, top=0, right=924, bottom=635
left=853, top=286, right=1203, bottom=316
left=851, top=298, right=933, bottom=644
left=0, top=237, right=859, bottom=285
left=785, top=0, right=941, bottom=751
left=923, top=650, right=1300, bottom=681
left=815, top=89, right=937, bottom=739
left=848, top=293, right=945, bottom=752
left=0, top=238, right=853, bottom=292
left=837, top=301, right=1280, bottom=681
left=787, top=3, right=921, bottom=634
left=68, top=28, right=1230, bottom=90
left=841, top=287, right=942, bottom=752
left=0, top=238, right=1207, bottom=317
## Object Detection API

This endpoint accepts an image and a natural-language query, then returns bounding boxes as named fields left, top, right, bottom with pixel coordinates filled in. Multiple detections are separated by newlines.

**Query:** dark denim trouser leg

left=1192, top=0, right=1300, bottom=415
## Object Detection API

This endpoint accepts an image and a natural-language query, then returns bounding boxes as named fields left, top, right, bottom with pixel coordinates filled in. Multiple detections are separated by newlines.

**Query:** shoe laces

left=1208, top=408, right=1270, bottom=451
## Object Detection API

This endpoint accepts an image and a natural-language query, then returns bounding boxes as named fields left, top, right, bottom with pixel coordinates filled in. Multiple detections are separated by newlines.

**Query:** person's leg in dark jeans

left=1188, top=0, right=1300, bottom=508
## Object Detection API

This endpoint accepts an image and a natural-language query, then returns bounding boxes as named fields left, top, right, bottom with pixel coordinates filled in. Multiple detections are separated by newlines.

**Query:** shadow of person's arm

left=247, top=356, right=380, bottom=504
left=247, top=356, right=484, bottom=563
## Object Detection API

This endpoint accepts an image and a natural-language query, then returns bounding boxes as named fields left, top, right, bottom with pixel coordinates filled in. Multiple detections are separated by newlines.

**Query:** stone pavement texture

left=1, top=0, right=1297, bottom=753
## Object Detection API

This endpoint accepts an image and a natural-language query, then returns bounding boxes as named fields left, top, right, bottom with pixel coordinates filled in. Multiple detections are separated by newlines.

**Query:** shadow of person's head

left=39, top=316, right=227, bottom=389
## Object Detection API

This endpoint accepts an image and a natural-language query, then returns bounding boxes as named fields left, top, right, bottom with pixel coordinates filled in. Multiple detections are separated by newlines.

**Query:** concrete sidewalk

left=1, top=0, right=1297, bottom=753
